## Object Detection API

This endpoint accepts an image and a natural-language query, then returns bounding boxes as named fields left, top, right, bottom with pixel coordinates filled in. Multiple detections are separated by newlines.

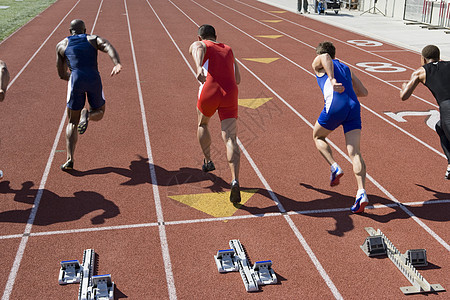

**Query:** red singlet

left=197, top=40, right=238, bottom=121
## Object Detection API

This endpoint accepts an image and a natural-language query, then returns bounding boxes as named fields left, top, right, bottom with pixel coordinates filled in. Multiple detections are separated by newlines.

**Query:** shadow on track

left=0, top=181, right=120, bottom=225
left=67, top=155, right=231, bottom=192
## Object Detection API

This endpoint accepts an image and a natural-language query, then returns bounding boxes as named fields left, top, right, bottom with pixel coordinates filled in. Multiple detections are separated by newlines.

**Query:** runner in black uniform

left=400, top=45, right=450, bottom=179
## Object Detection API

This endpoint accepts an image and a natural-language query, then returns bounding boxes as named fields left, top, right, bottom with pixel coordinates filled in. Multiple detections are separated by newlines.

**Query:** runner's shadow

left=68, top=155, right=230, bottom=192
left=0, top=181, right=120, bottom=225
left=290, top=183, right=401, bottom=236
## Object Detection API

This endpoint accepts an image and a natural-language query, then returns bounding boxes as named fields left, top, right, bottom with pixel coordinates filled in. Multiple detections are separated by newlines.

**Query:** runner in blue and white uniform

left=312, top=41, right=369, bottom=213
left=56, top=19, right=122, bottom=170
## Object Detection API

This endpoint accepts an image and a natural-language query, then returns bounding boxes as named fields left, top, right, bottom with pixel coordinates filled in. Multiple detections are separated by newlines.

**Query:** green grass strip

left=0, top=0, right=57, bottom=42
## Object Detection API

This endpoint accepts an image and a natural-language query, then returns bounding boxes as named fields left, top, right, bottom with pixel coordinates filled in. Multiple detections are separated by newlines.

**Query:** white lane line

left=235, top=59, right=449, bottom=251
left=233, top=0, right=416, bottom=71
left=195, top=0, right=443, bottom=160
left=7, top=0, right=82, bottom=88
left=193, top=0, right=450, bottom=251
left=229, top=0, right=439, bottom=109
left=158, top=1, right=343, bottom=298
left=123, top=0, right=176, bottom=299
left=1, top=199, right=447, bottom=241
left=1, top=1, right=104, bottom=299
left=90, top=0, right=104, bottom=34
left=238, top=138, right=344, bottom=299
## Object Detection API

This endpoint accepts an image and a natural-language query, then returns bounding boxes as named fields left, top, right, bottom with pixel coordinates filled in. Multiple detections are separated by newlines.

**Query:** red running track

left=0, top=0, right=448, bottom=299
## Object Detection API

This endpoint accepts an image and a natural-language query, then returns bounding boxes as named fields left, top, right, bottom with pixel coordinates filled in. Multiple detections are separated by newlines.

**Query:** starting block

left=214, top=240, right=277, bottom=292
left=92, top=274, right=114, bottom=300
left=59, top=249, right=115, bottom=300
left=360, top=235, right=386, bottom=257
left=59, top=260, right=81, bottom=284
left=402, top=249, right=427, bottom=267
left=361, top=227, right=445, bottom=295
left=214, top=249, right=238, bottom=272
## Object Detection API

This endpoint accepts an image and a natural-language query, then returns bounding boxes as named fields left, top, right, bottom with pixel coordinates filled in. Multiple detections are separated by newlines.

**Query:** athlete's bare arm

left=351, top=71, right=368, bottom=97
left=56, top=38, right=70, bottom=81
left=400, top=67, right=425, bottom=101
left=88, top=35, right=122, bottom=76
left=234, top=58, right=241, bottom=85
left=0, top=60, right=10, bottom=101
left=312, top=53, right=344, bottom=93
left=189, top=41, right=206, bottom=84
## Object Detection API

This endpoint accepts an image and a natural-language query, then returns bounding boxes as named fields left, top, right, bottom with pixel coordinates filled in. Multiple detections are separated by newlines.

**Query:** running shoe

left=202, top=159, right=215, bottom=172
left=77, top=109, right=89, bottom=134
left=446, top=169, right=450, bottom=180
left=230, top=180, right=241, bottom=204
left=60, top=160, right=74, bottom=171
left=351, top=190, right=369, bottom=213
left=330, top=164, right=344, bottom=186
left=77, top=119, right=88, bottom=134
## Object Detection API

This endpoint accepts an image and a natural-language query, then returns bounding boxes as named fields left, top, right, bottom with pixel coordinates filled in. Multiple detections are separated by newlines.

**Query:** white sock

left=331, top=163, right=339, bottom=172
left=357, top=189, right=366, bottom=196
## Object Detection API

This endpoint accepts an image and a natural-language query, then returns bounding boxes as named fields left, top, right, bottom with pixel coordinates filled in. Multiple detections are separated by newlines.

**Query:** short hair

left=316, top=41, right=336, bottom=59
left=198, top=24, right=216, bottom=40
left=422, top=45, right=440, bottom=61
left=70, top=19, right=86, bottom=35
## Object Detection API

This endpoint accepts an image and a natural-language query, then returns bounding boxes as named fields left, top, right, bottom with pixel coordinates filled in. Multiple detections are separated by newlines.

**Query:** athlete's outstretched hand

left=196, top=66, right=206, bottom=84
left=111, top=64, right=122, bottom=76
left=331, top=78, right=345, bottom=93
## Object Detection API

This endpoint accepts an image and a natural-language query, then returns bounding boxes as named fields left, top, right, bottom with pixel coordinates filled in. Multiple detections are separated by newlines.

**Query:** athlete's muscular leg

left=66, top=108, right=82, bottom=163
left=435, top=121, right=450, bottom=165
left=313, top=121, right=336, bottom=165
left=436, top=102, right=450, bottom=170
left=344, top=129, right=366, bottom=190
left=0, top=62, right=10, bottom=102
left=197, top=108, right=212, bottom=162
left=80, top=104, right=106, bottom=124
left=221, top=118, right=240, bottom=181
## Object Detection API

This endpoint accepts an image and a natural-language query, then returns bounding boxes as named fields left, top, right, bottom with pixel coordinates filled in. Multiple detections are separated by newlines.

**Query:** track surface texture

left=0, top=0, right=448, bottom=299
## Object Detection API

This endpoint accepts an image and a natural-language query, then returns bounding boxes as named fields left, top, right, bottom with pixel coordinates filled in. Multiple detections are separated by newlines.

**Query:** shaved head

left=70, top=19, right=86, bottom=35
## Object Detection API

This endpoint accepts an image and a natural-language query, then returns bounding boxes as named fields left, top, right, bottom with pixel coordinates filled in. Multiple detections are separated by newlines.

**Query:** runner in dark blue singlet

left=56, top=19, right=122, bottom=170
left=312, top=42, right=369, bottom=213
left=400, top=45, right=450, bottom=179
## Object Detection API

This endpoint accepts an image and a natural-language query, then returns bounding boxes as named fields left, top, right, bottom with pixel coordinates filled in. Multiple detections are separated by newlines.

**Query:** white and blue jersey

left=65, top=34, right=105, bottom=110
left=316, top=59, right=361, bottom=133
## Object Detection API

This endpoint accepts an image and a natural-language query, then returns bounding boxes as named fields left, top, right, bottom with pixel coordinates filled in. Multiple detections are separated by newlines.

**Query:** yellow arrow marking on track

left=242, top=58, right=280, bottom=64
left=239, top=98, right=272, bottom=109
left=168, top=189, right=258, bottom=218
left=269, top=10, right=287, bottom=13
left=255, top=35, right=283, bottom=39
left=261, top=20, right=283, bottom=23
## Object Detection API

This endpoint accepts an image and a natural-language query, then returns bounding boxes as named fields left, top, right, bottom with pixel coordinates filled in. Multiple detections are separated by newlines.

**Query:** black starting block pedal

left=360, top=235, right=387, bottom=257
left=403, top=249, right=427, bottom=267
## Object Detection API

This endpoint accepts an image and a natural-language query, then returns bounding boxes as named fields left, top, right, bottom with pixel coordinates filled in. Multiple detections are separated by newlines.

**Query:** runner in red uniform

left=189, top=24, right=242, bottom=203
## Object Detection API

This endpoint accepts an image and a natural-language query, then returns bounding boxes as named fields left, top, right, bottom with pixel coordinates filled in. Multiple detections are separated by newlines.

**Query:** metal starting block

left=361, top=227, right=445, bottom=295
left=214, top=249, right=238, bottom=273
left=59, top=249, right=115, bottom=300
left=59, top=260, right=81, bottom=284
left=92, top=274, right=114, bottom=300
left=402, top=249, right=427, bottom=267
left=253, top=260, right=277, bottom=286
left=360, top=235, right=387, bottom=257
left=215, top=240, right=277, bottom=292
